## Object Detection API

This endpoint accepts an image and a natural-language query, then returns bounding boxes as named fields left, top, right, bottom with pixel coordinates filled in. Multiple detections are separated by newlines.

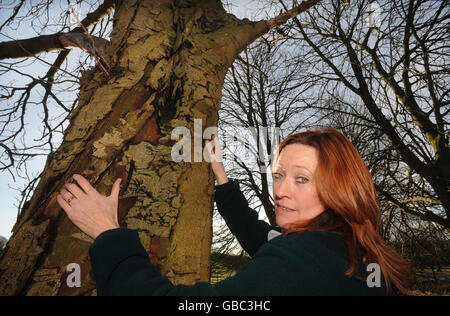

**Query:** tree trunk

left=0, top=0, right=269, bottom=295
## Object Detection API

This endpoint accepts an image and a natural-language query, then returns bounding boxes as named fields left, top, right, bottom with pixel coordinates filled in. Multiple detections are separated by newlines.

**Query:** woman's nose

left=274, top=178, right=292, bottom=200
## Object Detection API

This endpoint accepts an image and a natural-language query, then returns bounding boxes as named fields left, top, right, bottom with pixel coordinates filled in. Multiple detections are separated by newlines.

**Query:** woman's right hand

left=205, top=135, right=229, bottom=185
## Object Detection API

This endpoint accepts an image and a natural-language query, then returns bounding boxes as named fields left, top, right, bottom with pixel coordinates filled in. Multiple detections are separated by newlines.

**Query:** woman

left=57, top=127, right=410, bottom=295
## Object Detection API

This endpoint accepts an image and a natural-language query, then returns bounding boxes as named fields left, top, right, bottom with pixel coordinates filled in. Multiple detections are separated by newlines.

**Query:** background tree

left=0, top=0, right=321, bottom=296
left=316, top=91, right=450, bottom=279
left=273, top=0, right=449, bottom=228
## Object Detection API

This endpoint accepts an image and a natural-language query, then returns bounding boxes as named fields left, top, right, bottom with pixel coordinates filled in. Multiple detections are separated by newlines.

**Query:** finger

left=60, top=188, right=75, bottom=201
left=205, top=139, right=214, bottom=155
left=110, top=178, right=122, bottom=200
left=213, top=135, right=222, bottom=152
left=73, top=174, right=94, bottom=194
left=64, top=183, right=85, bottom=199
left=210, top=136, right=219, bottom=151
left=57, top=193, right=73, bottom=215
left=209, top=136, right=222, bottom=161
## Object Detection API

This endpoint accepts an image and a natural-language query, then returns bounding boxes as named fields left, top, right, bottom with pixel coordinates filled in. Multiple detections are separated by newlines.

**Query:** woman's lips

left=275, top=204, right=296, bottom=212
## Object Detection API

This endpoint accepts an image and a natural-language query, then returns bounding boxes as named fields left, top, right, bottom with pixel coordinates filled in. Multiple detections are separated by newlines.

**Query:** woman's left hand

left=57, top=174, right=122, bottom=240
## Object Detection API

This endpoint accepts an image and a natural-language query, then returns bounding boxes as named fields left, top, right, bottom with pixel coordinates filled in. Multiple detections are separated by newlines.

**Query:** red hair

left=272, top=127, right=411, bottom=294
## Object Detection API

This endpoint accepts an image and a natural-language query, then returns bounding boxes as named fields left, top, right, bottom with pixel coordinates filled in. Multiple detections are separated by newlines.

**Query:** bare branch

left=0, top=32, right=110, bottom=60
left=267, top=0, right=322, bottom=29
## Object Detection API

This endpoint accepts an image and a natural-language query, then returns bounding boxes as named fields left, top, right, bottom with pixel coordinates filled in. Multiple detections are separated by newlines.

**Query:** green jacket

left=89, top=179, right=392, bottom=295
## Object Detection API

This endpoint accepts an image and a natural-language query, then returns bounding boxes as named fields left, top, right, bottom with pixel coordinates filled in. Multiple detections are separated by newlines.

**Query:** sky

left=0, top=0, right=269, bottom=239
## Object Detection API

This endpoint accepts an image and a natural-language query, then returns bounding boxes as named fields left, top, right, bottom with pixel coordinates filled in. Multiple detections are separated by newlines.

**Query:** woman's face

left=272, top=144, right=326, bottom=229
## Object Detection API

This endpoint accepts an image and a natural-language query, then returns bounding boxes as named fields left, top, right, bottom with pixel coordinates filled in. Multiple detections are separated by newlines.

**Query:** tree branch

left=0, top=32, right=110, bottom=60
left=267, top=0, right=322, bottom=29
left=0, top=0, right=115, bottom=61
left=376, top=184, right=449, bottom=228
left=0, top=0, right=25, bottom=32
left=229, top=0, right=322, bottom=62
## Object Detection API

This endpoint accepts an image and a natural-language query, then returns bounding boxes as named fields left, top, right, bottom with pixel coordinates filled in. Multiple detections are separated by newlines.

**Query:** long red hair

left=272, top=127, right=411, bottom=294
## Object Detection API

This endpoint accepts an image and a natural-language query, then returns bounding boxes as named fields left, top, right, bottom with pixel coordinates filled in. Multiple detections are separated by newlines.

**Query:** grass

left=408, top=267, right=450, bottom=296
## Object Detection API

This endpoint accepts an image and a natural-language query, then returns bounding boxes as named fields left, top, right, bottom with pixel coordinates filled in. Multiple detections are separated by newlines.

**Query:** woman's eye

left=273, top=172, right=282, bottom=179
left=297, top=177, right=308, bottom=184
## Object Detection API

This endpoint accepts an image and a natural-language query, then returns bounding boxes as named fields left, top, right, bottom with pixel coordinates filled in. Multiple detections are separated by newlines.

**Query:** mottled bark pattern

left=0, top=0, right=269, bottom=295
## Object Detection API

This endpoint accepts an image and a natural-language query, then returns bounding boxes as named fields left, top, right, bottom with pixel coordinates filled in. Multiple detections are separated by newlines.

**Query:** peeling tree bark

left=0, top=0, right=320, bottom=296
